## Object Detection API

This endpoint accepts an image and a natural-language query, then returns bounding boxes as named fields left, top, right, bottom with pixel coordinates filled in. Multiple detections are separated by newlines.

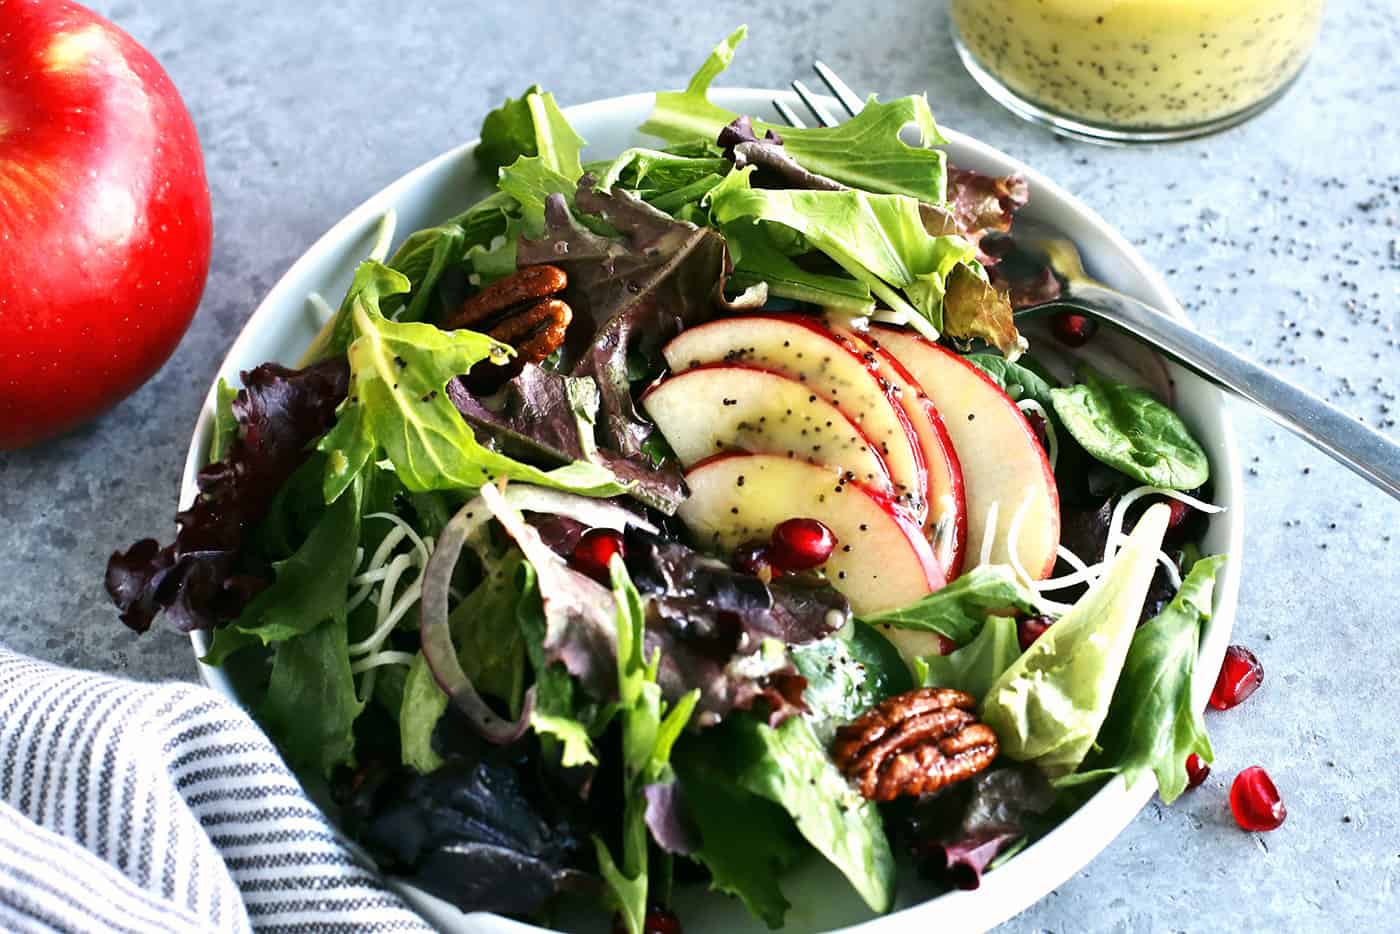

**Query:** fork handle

left=1057, top=284, right=1400, bottom=501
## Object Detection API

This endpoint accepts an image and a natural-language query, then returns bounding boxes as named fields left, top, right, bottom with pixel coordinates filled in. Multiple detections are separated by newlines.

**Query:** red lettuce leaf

left=900, top=765, right=1055, bottom=890
left=516, top=180, right=728, bottom=458
left=105, top=359, right=349, bottom=633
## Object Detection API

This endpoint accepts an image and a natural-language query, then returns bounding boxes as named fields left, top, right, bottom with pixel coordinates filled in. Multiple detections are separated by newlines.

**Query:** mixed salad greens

left=106, top=27, right=1226, bottom=932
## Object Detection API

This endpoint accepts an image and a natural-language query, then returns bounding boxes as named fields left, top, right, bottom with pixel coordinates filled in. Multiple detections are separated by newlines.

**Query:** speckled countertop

left=3, top=0, right=1397, bottom=929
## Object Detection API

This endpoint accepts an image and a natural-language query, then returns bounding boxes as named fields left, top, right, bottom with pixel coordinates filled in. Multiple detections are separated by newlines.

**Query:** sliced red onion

left=420, top=497, right=534, bottom=744
left=419, top=483, right=656, bottom=743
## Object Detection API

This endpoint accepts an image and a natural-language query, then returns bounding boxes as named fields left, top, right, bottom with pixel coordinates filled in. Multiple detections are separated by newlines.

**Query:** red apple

left=0, top=0, right=212, bottom=448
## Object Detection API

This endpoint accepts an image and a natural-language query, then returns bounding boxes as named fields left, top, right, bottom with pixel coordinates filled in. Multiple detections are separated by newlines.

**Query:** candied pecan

left=830, top=687, right=998, bottom=802
left=442, top=264, right=572, bottom=365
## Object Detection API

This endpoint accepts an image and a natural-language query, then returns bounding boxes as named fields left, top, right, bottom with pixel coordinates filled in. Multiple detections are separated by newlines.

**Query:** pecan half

left=830, top=687, right=998, bottom=802
left=443, top=264, right=572, bottom=366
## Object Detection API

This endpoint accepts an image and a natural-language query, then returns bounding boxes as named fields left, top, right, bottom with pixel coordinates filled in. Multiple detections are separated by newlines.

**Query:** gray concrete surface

left=2, top=0, right=1397, bottom=929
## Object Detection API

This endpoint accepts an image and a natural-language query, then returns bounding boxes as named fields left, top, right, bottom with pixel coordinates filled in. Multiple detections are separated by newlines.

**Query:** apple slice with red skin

left=679, top=453, right=946, bottom=616
left=824, top=319, right=968, bottom=577
left=867, top=326, right=1060, bottom=580
left=662, top=314, right=929, bottom=522
left=639, top=363, right=895, bottom=496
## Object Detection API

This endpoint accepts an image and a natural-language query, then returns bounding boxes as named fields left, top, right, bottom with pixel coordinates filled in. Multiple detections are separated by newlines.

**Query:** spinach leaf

left=980, top=504, right=1171, bottom=778
left=914, top=614, right=1020, bottom=701
left=966, top=352, right=1057, bottom=410
left=259, top=615, right=364, bottom=777
left=209, top=378, right=238, bottom=462
left=672, top=741, right=806, bottom=928
left=315, top=260, right=626, bottom=502
left=1050, top=365, right=1209, bottom=490
left=708, top=167, right=975, bottom=340
left=477, top=85, right=585, bottom=179
left=228, top=469, right=363, bottom=644
left=642, top=27, right=948, bottom=204
left=861, top=565, right=1038, bottom=645
left=791, top=620, right=911, bottom=741
left=594, top=561, right=700, bottom=934
left=1059, top=556, right=1224, bottom=803
left=449, top=547, right=528, bottom=708
left=727, top=714, right=895, bottom=914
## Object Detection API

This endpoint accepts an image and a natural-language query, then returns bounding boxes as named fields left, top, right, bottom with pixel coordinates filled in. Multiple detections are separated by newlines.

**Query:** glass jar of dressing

left=950, top=0, right=1326, bottom=142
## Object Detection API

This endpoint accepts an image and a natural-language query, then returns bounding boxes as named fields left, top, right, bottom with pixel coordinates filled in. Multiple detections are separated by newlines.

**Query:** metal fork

left=778, top=65, right=1400, bottom=501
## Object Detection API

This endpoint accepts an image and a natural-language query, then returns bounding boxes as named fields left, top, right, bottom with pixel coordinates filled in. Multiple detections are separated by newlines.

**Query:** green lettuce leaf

left=721, top=220, right=874, bottom=312
left=259, top=615, right=364, bottom=777
left=914, top=614, right=1020, bottom=701
left=497, top=89, right=587, bottom=232
left=726, top=714, right=895, bottom=914
left=673, top=740, right=807, bottom=928
left=642, top=28, right=948, bottom=203
left=316, top=261, right=627, bottom=502
left=1050, top=365, right=1210, bottom=490
left=708, top=167, right=974, bottom=338
left=861, top=565, right=1038, bottom=644
left=1059, top=555, right=1224, bottom=803
left=399, top=652, right=448, bottom=773
left=980, top=504, right=1172, bottom=778
left=595, top=148, right=731, bottom=193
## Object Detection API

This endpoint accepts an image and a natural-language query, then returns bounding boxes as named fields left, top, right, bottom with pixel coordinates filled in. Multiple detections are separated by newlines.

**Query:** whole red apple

left=0, top=0, right=212, bottom=448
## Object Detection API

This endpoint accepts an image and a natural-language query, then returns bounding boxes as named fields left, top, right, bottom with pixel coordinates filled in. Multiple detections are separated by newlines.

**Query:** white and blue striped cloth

left=0, top=647, right=433, bottom=933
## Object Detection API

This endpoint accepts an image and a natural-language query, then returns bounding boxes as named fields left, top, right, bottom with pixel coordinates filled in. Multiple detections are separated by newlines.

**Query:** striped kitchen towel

left=0, top=647, right=433, bottom=933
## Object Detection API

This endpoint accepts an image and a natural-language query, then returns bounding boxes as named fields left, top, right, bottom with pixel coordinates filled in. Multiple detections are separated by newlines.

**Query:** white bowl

left=185, top=88, right=1244, bottom=934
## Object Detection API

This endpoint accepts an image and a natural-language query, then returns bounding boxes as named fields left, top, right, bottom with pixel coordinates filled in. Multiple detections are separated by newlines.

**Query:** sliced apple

left=662, top=314, right=929, bottom=521
left=679, top=453, right=946, bottom=616
left=867, top=326, right=1060, bottom=579
left=825, top=319, right=968, bottom=577
left=639, top=364, right=895, bottom=495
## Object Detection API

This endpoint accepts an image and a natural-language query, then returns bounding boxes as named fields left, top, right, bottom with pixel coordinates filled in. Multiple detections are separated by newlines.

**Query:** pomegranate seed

left=733, top=541, right=777, bottom=581
left=1163, top=498, right=1192, bottom=530
left=571, top=528, right=625, bottom=583
left=768, top=518, right=837, bottom=572
left=1230, top=766, right=1286, bottom=832
left=613, top=906, right=682, bottom=934
left=1185, top=753, right=1210, bottom=789
left=1017, top=615, right=1054, bottom=651
left=1050, top=312, right=1098, bottom=347
left=936, top=634, right=959, bottom=656
left=1210, top=645, right=1264, bottom=710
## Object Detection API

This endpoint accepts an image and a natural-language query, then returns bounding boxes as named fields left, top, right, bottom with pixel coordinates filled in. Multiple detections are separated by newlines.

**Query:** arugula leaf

left=791, top=620, right=911, bottom=742
left=914, top=614, right=1020, bottom=701
left=672, top=743, right=806, bottom=928
left=966, top=352, right=1057, bottom=411
left=708, top=167, right=974, bottom=339
left=316, top=260, right=627, bottom=502
left=497, top=89, right=587, bottom=232
left=381, top=223, right=468, bottom=323
left=1059, top=556, right=1224, bottom=803
left=209, top=378, right=238, bottom=462
left=643, top=28, right=948, bottom=203
left=1050, top=365, right=1210, bottom=490
left=861, top=565, right=1038, bottom=644
left=727, top=714, right=895, bottom=914
left=980, top=504, right=1171, bottom=778
left=259, top=615, right=364, bottom=777
left=595, top=560, right=700, bottom=934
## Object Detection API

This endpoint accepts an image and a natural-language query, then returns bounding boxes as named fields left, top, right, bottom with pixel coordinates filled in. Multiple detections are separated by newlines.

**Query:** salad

left=106, top=27, right=1227, bottom=933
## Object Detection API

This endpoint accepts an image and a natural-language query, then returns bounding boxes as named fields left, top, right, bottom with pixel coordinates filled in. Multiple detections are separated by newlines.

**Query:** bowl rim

left=183, top=86, right=1245, bottom=934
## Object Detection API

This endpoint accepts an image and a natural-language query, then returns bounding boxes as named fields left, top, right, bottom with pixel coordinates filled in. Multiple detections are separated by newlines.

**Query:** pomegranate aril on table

left=571, top=528, right=626, bottom=583
left=768, top=517, right=837, bottom=572
left=1210, top=644, right=1264, bottom=710
left=1185, top=753, right=1210, bottom=789
left=1230, top=766, right=1286, bottom=832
